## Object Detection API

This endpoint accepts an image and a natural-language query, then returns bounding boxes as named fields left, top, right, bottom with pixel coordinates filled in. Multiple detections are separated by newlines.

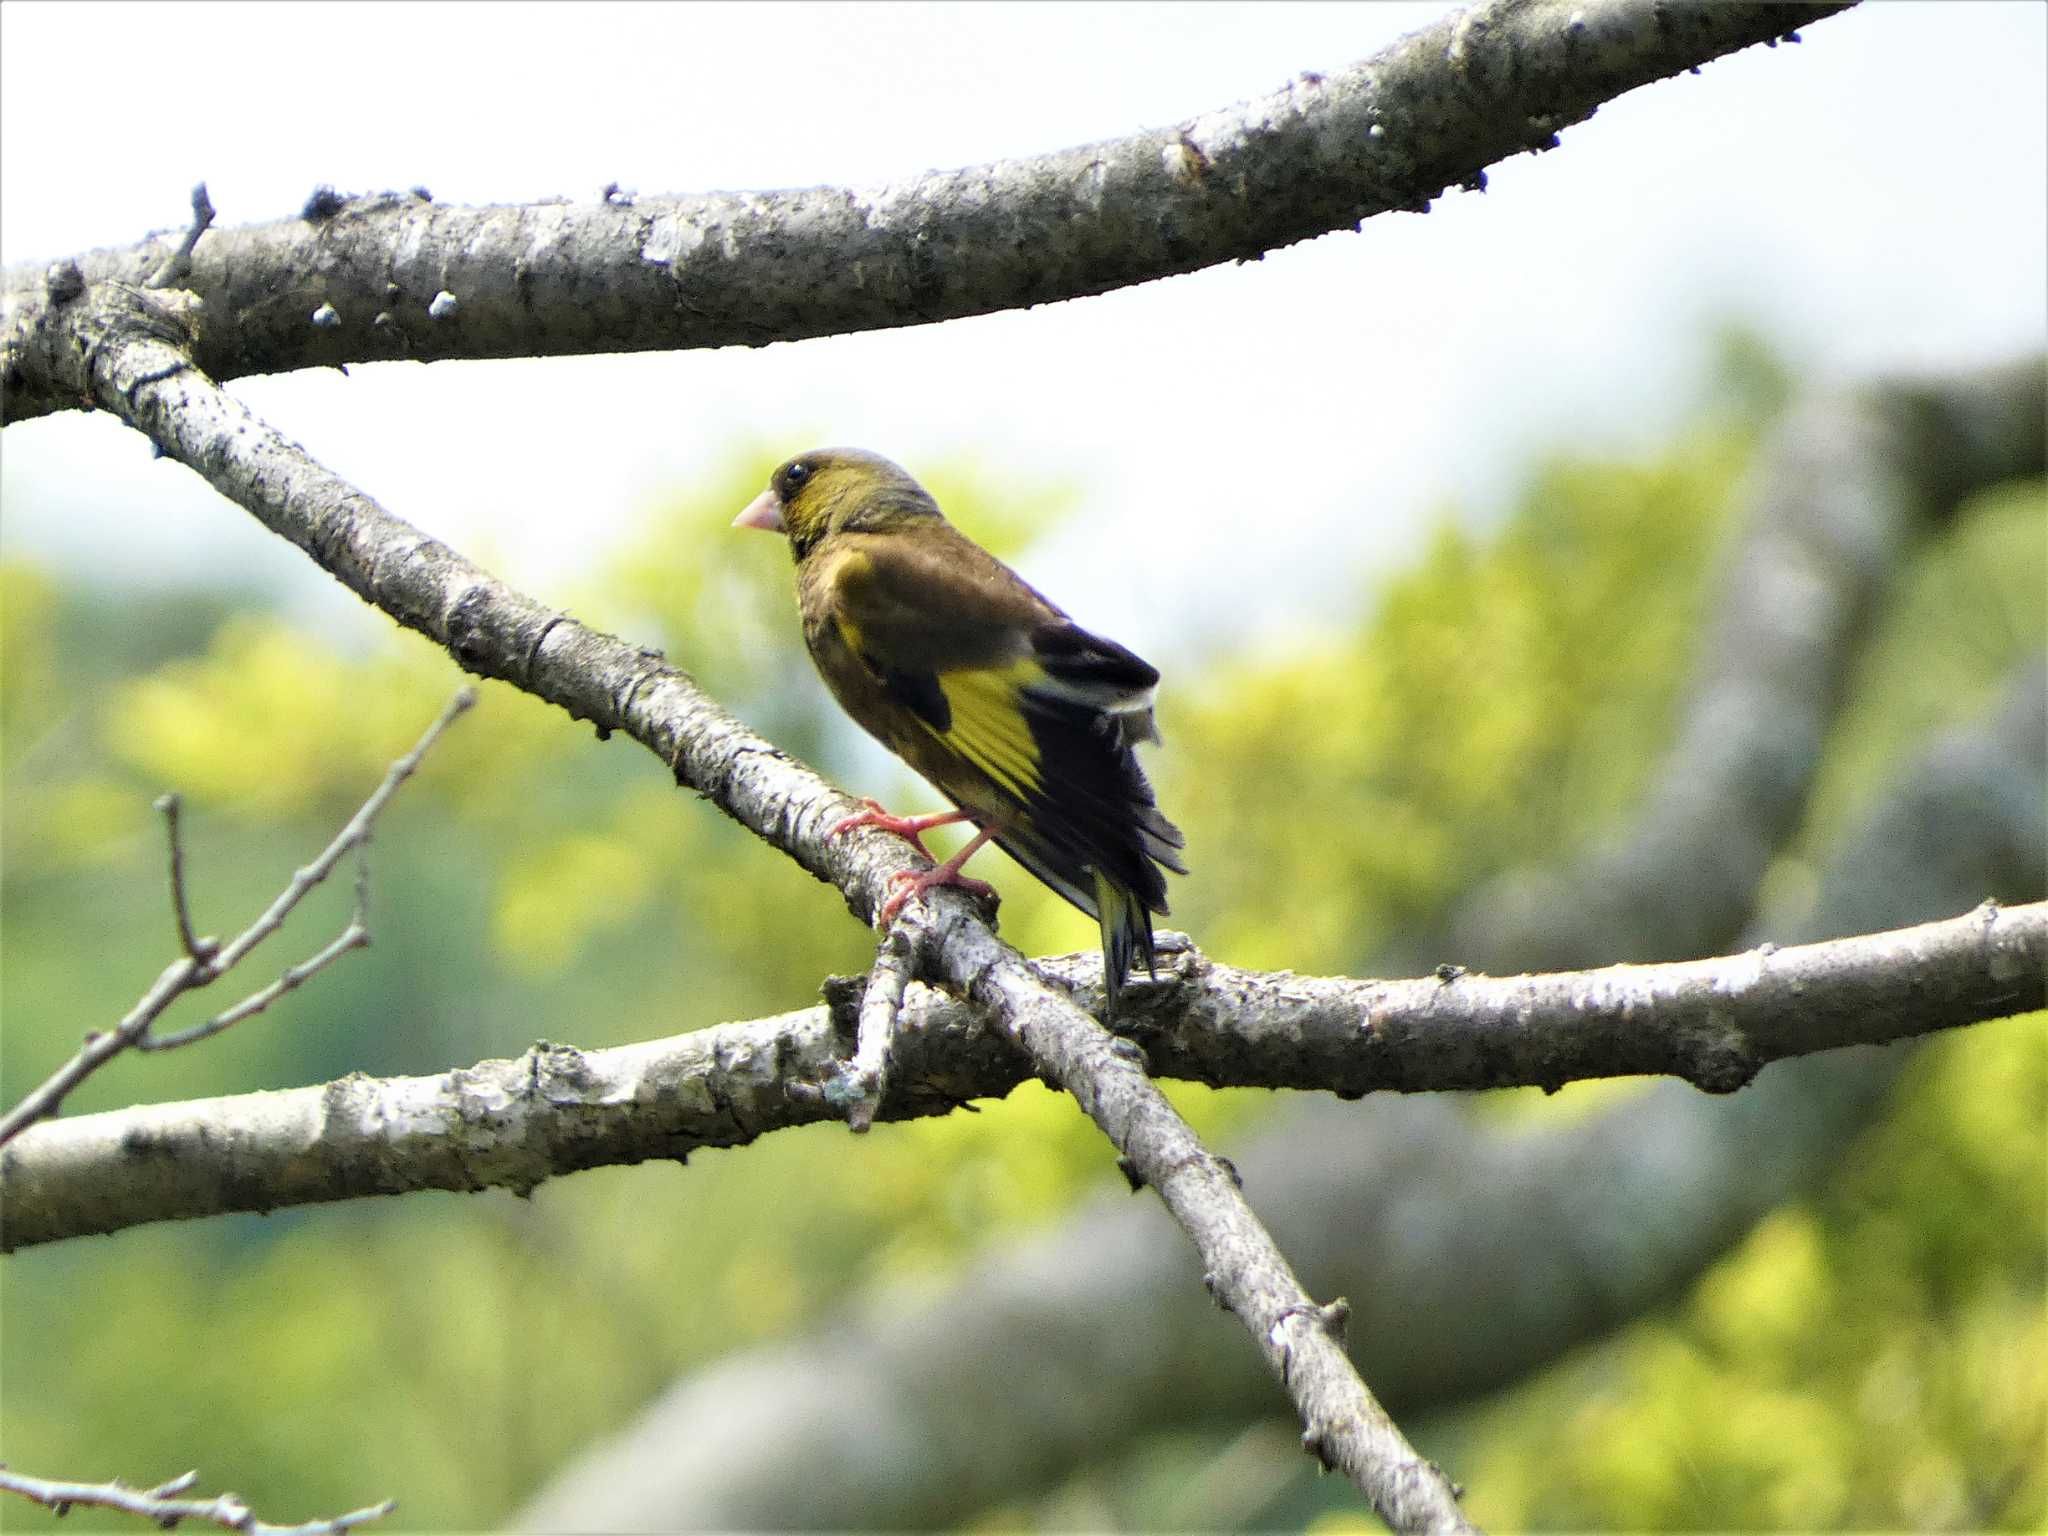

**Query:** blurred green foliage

left=0, top=366, right=2041, bottom=1532
left=1173, top=430, right=1747, bottom=976
left=1460, top=1018, right=2045, bottom=1531
left=1441, top=471, right=2048, bottom=1534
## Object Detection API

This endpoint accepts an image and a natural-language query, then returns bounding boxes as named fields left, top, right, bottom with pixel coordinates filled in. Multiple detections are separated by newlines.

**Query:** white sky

left=1, top=1, right=2043, bottom=662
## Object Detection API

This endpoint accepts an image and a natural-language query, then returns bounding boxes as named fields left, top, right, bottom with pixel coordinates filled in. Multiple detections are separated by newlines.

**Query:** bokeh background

left=2, top=2, right=2043, bottom=1530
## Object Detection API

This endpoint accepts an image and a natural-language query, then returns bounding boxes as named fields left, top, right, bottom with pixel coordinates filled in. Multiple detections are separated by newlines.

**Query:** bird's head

left=733, top=448, right=942, bottom=560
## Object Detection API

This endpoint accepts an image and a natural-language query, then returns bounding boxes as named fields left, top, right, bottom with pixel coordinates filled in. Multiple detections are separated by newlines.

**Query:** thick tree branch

left=7, top=898, right=2037, bottom=1251
left=0, top=0, right=1851, bottom=421
left=1127, top=895, right=2042, bottom=1095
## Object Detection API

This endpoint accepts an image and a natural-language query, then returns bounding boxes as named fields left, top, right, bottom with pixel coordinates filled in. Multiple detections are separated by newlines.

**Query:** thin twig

left=837, top=924, right=917, bottom=1133
left=138, top=920, right=370, bottom=1052
left=0, top=688, right=474, bottom=1147
left=0, top=1464, right=394, bottom=1535
left=0, top=959, right=198, bottom=1150
left=144, top=182, right=216, bottom=290
left=201, top=686, right=474, bottom=980
left=155, top=792, right=215, bottom=960
left=146, top=840, right=378, bottom=1052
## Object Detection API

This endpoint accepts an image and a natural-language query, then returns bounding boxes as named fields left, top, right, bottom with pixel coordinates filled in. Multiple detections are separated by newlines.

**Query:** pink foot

left=827, top=799, right=971, bottom=860
left=878, top=864, right=1000, bottom=926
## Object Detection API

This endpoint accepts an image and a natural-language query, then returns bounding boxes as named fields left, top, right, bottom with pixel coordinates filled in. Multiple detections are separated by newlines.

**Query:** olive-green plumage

left=735, top=448, right=1186, bottom=1014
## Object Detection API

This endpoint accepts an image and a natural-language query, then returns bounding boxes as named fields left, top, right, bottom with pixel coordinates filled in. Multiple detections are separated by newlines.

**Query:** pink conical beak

left=733, top=488, right=784, bottom=532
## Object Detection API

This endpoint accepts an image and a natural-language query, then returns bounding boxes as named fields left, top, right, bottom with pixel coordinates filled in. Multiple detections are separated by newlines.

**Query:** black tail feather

left=988, top=683, right=1185, bottom=1019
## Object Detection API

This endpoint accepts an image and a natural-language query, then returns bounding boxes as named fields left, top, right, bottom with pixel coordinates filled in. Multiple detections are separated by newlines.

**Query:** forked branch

left=0, top=689, right=474, bottom=1148
left=0, top=1465, right=394, bottom=1536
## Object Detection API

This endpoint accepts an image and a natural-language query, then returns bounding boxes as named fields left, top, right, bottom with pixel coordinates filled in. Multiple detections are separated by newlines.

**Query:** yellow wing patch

left=932, top=660, right=1045, bottom=800
left=821, top=550, right=873, bottom=654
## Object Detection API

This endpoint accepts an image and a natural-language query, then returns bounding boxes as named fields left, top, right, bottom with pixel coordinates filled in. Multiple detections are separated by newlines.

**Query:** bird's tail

left=1094, top=867, right=1157, bottom=1020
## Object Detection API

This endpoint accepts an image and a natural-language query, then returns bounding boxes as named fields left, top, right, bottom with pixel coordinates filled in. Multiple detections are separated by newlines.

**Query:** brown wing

left=811, top=524, right=1061, bottom=676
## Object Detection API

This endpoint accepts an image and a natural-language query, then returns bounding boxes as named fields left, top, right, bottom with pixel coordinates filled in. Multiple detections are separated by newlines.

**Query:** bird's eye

left=784, top=461, right=811, bottom=489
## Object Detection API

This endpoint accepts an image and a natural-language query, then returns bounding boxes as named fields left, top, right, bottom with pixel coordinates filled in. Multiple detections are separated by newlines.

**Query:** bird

left=734, top=448, right=1186, bottom=1016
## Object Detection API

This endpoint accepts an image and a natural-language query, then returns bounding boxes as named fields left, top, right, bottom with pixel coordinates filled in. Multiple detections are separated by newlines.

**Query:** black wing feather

left=987, top=629, right=1188, bottom=1011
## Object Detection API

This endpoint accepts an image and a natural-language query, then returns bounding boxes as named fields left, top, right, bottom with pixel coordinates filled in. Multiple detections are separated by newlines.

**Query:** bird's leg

left=828, top=799, right=973, bottom=861
left=878, top=823, right=1001, bottom=926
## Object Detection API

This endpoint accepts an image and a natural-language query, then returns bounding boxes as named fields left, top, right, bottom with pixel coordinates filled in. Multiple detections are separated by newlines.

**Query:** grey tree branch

left=0, top=691, right=473, bottom=1149
left=0, top=0, right=1851, bottom=423
left=7, top=896, right=2037, bottom=1250
left=0, top=1465, right=394, bottom=1536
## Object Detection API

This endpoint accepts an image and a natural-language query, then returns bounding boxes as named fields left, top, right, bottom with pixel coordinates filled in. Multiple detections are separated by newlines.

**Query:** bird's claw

left=878, top=866, right=998, bottom=927
left=827, top=798, right=894, bottom=841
